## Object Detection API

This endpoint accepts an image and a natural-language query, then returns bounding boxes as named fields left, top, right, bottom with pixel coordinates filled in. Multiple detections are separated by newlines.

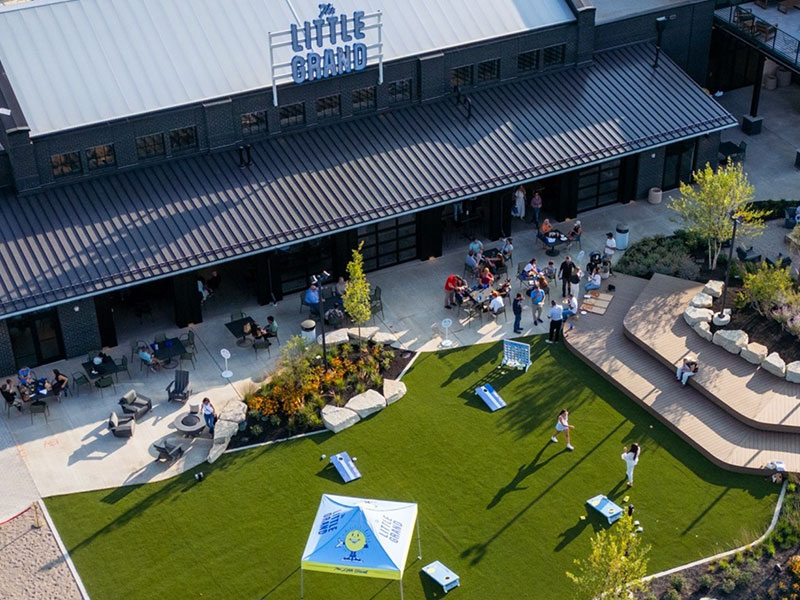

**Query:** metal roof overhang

left=0, top=43, right=736, bottom=319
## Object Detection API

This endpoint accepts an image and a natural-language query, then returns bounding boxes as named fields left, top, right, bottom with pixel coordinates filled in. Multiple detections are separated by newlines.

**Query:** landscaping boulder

left=348, top=327, right=379, bottom=343
left=703, top=280, right=724, bottom=298
left=208, top=444, right=227, bottom=464
left=372, top=331, right=397, bottom=345
left=345, top=389, right=386, bottom=419
left=787, top=361, right=800, bottom=384
left=213, top=420, right=239, bottom=446
left=741, top=342, right=768, bottom=365
left=321, top=405, right=360, bottom=433
left=319, top=328, right=350, bottom=346
left=692, top=321, right=712, bottom=342
left=684, top=307, right=714, bottom=327
left=383, top=379, right=407, bottom=405
left=762, top=352, right=786, bottom=378
left=712, top=329, right=748, bottom=355
left=690, top=292, right=713, bottom=309
left=218, top=400, right=247, bottom=424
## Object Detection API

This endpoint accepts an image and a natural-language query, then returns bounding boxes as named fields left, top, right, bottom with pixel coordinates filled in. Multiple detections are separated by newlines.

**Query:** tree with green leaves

left=669, top=160, right=765, bottom=270
left=343, top=241, right=371, bottom=337
left=566, top=514, right=651, bottom=600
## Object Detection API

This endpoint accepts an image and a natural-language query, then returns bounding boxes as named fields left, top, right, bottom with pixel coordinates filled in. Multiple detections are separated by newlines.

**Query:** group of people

left=465, top=236, right=511, bottom=277
left=197, top=270, right=221, bottom=303
left=243, top=316, right=279, bottom=343
left=2, top=368, right=70, bottom=410
left=443, top=272, right=511, bottom=317
left=304, top=276, right=348, bottom=320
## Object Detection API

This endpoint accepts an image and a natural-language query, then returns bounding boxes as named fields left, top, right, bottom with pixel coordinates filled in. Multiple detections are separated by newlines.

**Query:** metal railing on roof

left=715, top=2, right=800, bottom=70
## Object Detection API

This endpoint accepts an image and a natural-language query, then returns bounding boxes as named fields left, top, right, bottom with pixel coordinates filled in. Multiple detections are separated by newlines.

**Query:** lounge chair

left=118, top=390, right=152, bottom=420
left=784, top=208, right=798, bottom=229
left=166, top=370, right=191, bottom=402
left=153, top=440, right=185, bottom=463
left=736, top=245, right=761, bottom=263
left=108, top=412, right=135, bottom=438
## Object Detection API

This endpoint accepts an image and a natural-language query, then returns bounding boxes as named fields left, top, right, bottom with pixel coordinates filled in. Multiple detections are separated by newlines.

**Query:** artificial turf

left=45, top=338, right=777, bottom=599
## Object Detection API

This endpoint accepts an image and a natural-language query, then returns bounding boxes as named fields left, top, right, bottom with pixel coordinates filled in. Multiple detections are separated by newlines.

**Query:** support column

left=0, top=319, right=15, bottom=376
left=94, top=295, right=118, bottom=348
left=56, top=298, right=102, bottom=357
left=416, top=206, right=443, bottom=260
left=487, top=191, right=511, bottom=241
left=173, top=273, right=203, bottom=328
left=254, top=252, right=284, bottom=305
left=742, top=53, right=765, bottom=135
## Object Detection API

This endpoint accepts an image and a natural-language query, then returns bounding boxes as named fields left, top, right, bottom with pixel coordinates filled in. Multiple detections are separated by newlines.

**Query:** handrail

left=715, top=2, right=800, bottom=69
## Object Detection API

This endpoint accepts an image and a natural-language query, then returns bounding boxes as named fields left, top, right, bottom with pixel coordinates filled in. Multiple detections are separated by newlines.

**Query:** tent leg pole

left=400, top=578, right=404, bottom=600
left=416, top=517, right=422, bottom=560
left=300, top=569, right=304, bottom=599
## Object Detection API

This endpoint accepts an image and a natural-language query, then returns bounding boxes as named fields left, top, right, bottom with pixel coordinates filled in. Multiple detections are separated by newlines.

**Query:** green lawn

left=46, top=339, right=776, bottom=599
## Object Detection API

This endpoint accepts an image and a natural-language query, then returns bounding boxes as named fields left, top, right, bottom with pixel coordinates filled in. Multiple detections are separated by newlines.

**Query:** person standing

left=530, top=284, right=545, bottom=325
left=604, top=232, right=617, bottom=275
left=558, top=256, right=575, bottom=298
left=546, top=300, right=563, bottom=343
left=530, top=190, right=543, bottom=225
left=551, top=409, right=574, bottom=451
left=513, top=186, right=526, bottom=220
left=444, top=273, right=461, bottom=309
left=512, top=292, right=524, bottom=333
left=201, top=397, right=216, bottom=435
left=570, top=269, right=582, bottom=299
left=621, top=444, right=641, bottom=487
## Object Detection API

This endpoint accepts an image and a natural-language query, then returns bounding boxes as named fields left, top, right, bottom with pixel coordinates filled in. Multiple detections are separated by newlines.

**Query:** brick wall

left=695, top=131, right=721, bottom=172
left=56, top=298, right=101, bottom=359
left=0, top=319, right=14, bottom=377
left=636, top=145, right=667, bottom=200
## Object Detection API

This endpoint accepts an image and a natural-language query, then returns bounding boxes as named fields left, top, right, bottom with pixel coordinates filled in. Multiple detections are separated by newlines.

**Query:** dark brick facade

left=636, top=145, right=667, bottom=200
left=56, top=298, right=102, bottom=360
left=0, top=318, right=13, bottom=377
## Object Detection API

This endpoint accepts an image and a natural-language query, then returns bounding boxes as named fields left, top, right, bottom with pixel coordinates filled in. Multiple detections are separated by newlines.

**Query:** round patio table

left=173, top=412, right=205, bottom=437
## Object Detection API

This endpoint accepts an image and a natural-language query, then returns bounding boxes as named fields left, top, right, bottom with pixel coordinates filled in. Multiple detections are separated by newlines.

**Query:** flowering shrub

left=788, top=555, right=800, bottom=578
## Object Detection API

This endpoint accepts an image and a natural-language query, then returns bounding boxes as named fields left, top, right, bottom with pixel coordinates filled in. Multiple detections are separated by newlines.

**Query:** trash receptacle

left=648, top=187, right=662, bottom=205
left=300, top=319, right=317, bottom=343
left=615, top=224, right=629, bottom=251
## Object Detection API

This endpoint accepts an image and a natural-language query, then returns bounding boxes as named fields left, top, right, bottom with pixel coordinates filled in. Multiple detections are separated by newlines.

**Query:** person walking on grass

left=622, top=443, right=641, bottom=487
left=551, top=409, right=574, bottom=451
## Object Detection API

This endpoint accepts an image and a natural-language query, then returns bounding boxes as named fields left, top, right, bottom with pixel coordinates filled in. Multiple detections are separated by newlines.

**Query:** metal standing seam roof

left=0, top=44, right=736, bottom=318
left=0, top=0, right=575, bottom=136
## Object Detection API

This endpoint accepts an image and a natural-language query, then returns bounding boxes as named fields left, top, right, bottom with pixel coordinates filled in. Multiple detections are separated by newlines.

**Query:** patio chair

left=154, top=333, right=167, bottom=344
left=299, top=294, right=311, bottom=313
left=370, top=286, right=384, bottom=320
left=115, top=355, right=131, bottom=380
left=568, top=232, right=582, bottom=250
left=494, top=262, right=508, bottom=277
left=167, top=370, right=191, bottom=402
left=253, top=338, right=272, bottom=358
left=734, top=6, right=755, bottom=30
left=784, top=208, right=798, bottom=229
left=737, top=141, right=747, bottom=162
left=129, top=339, right=147, bottom=361
left=265, top=329, right=280, bottom=346
left=30, top=402, right=48, bottom=424
left=179, top=329, right=196, bottom=353
left=153, top=440, right=184, bottom=463
left=180, top=351, right=196, bottom=370
left=230, top=310, right=245, bottom=322
left=736, top=245, right=761, bottom=263
left=95, top=375, right=116, bottom=397
left=754, top=21, right=777, bottom=42
left=71, top=372, right=91, bottom=396
left=461, top=302, right=483, bottom=328
left=118, top=390, right=152, bottom=420
left=491, top=305, right=509, bottom=323
left=108, top=412, right=135, bottom=438
left=767, top=253, right=792, bottom=269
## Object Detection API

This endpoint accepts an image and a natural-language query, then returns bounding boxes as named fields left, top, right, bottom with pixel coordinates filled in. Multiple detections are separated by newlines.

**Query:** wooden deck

left=564, top=274, right=800, bottom=474
left=625, top=273, right=800, bottom=433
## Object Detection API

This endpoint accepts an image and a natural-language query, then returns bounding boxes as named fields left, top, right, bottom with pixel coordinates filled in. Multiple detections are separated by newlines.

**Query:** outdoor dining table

left=225, top=316, right=255, bottom=347
left=153, top=338, right=186, bottom=369
left=541, top=230, right=569, bottom=257
left=81, top=359, right=121, bottom=381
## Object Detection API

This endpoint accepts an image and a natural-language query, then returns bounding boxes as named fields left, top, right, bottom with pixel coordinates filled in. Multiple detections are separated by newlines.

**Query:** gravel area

left=0, top=507, right=81, bottom=600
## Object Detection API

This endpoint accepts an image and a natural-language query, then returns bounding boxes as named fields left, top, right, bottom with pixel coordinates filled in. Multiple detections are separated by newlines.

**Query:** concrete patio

left=1, top=82, right=798, bottom=520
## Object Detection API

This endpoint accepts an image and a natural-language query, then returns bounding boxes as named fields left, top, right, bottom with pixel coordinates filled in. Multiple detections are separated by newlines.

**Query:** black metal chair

left=115, top=356, right=131, bottom=380
left=491, top=305, right=509, bottom=323
left=72, top=372, right=91, bottom=396
left=230, top=311, right=245, bottom=322
left=736, top=245, right=761, bottom=263
left=179, top=329, right=196, bottom=353
left=370, top=286, right=384, bottom=320
left=180, top=351, right=196, bottom=370
left=253, top=338, right=271, bottom=358
left=95, top=375, right=115, bottom=397
left=153, top=440, right=184, bottom=463
left=30, top=402, right=49, bottom=424
left=167, top=370, right=191, bottom=402
left=153, top=333, right=167, bottom=344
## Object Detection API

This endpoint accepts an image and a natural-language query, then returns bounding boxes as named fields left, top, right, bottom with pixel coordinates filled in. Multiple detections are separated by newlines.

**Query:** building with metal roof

left=0, top=0, right=730, bottom=373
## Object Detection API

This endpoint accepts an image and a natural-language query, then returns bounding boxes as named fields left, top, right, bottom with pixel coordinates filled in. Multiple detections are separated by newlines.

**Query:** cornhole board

left=422, top=561, right=460, bottom=593
left=330, top=451, right=361, bottom=483
left=587, top=291, right=613, bottom=301
left=476, top=383, right=507, bottom=412
left=586, top=494, right=623, bottom=524
left=581, top=302, right=608, bottom=315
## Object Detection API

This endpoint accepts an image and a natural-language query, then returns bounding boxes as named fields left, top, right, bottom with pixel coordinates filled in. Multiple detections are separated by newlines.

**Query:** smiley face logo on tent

left=341, top=529, right=367, bottom=561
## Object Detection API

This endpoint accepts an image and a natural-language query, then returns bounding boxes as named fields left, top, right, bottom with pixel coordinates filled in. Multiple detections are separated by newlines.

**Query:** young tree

left=669, top=161, right=765, bottom=270
left=566, top=514, right=651, bottom=600
left=343, top=241, right=371, bottom=337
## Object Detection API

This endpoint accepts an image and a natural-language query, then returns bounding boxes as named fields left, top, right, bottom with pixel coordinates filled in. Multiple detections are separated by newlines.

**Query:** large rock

left=321, top=405, right=360, bottom=433
left=703, top=280, right=724, bottom=298
left=383, top=379, right=407, bottom=405
left=218, top=400, right=247, bottom=424
left=348, top=327, right=379, bottom=342
left=372, top=331, right=397, bottom=345
left=741, top=342, right=768, bottom=365
left=684, top=307, right=714, bottom=327
left=213, top=420, right=239, bottom=446
left=345, top=389, right=386, bottom=418
left=690, top=292, right=714, bottom=309
left=712, top=329, right=748, bottom=355
left=208, top=444, right=227, bottom=464
left=787, top=361, right=800, bottom=384
left=692, top=321, right=712, bottom=342
left=762, top=352, right=786, bottom=378
left=319, top=328, right=350, bottom=346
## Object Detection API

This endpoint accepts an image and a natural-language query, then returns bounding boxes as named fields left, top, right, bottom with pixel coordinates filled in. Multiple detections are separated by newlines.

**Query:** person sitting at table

left=138, top=346, right=164, bottom=372
left=543, top=260, right=557, bottom=282
left=17, top=385, right=32, bottom=404
left=335, top=276, right=348, bottom=297
left=465, top=250, right=480, bottom=275
left=523, top=258, right=540, bottom=277
left=474, top=249, right=501, bottom=273
left=50, top=370, right=69, bottom=399
left=17, top=366, right=33, bottom=387
left=495, top=278, right=511, bottom=298
left=265, top=316, right=279, bottom=340
left=244, top=321, right=265, bottom=341
left=325, top=305, right=344, bottom=324
left=488, top=291, right=505, bottom=315
left=479, top=267, right=494, bottom=287
left=566, top=220, right=582, bottom=248
left=585, top=268, right=602, bottom=291
left=305, top=284, right=321, bottom=315
left=501, top=238, right=514, bottom=262
left=468, top=236, right=484, bottom=254
left=562, top=293, right=579, bottom=323
left=540, top=219, right=553, bottom=234
left=2, top=381, right=21, bottom=411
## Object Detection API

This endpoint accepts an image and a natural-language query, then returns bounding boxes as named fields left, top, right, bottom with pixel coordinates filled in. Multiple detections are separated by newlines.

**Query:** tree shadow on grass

left=487, top=440, right=567, bottom=509
left=554, top=511, right=605, bottom=552
left=439, top=344, right=504, bottom=388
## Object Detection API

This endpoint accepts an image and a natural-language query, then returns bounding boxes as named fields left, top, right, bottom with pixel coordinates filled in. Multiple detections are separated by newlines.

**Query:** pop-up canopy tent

left=300, top=494, right=421, bottom=599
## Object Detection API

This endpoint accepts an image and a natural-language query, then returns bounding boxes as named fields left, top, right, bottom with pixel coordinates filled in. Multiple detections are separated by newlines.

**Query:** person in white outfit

left=676, top=356, right=698, bottom=385
left=621, top=443, right=641, bottom=487
left=551, top=409, right=574, bottom=450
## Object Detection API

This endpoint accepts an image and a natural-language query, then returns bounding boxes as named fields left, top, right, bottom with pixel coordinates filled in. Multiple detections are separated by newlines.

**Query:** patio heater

left=652, top=16, right=667, bottom=70
left=311, top=271, right=331, bottom=370
left=718, top=212, right=743, bottom=320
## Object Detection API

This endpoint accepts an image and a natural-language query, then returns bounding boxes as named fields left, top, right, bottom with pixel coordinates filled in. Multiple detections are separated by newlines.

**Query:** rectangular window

left=135, top=133, right=165, bottom=160
left=388, top=79, right=412, bottom=104
left=450, top=65, right=473, bottom=89
left=169, top=126, right=198, bottom=152
left=50, top=151, right=82, bottom=178
left=279, top=102, right=306, bottom=128
left=477, top=59, right=500, bottom=83
left=240, top=111, right=268, bottom=136
left=543, top=44, right=566, bottom=68
left=316, top=95, right=341, bottom=120
left=517, top=50, right=540, bottom=73
left=86, top=144, right=116, bottom=171
left=352, top=87, right=376, bottom=113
